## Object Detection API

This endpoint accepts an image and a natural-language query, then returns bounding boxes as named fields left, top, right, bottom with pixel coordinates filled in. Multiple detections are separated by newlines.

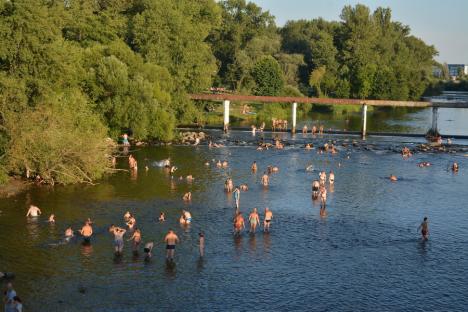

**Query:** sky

left=250, top=0, right=468, bottom=64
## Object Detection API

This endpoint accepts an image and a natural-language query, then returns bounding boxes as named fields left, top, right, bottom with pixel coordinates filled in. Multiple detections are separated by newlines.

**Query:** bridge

left=189, top=92, right=468, bottom=137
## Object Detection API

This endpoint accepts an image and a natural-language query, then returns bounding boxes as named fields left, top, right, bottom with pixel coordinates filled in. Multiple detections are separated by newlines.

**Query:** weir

left=190, top=93, right=468, bottom=137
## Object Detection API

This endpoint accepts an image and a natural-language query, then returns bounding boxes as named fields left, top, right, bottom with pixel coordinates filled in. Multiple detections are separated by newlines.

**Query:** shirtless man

left=251, top=125, right=256, bottom=135
left=312, top=125, right=317, bottom=135
left=128, top=155, right=137, bottom=170
left=248, top=208, right=260, bottom=233
left=164, top=229, right=179, bottom=260
left=312, top=180, right=320, bottom=200
left=240, top=184, right=249, bottom=191
left=319, top=185, right=327, bottom=209
left=216, top=160, right=222, bottom=168
left=128, top=228, right=142, bottom=252
left=233, top=212, right=245, bottom=236
left=264, top=208, right=273, bottom=232
left=183, top=192, right=192, bottom=201
left=302, top=125, right=308, bottom=134
left=222, top=161, right=229, bottom=168
left=329, top=171, right=335, bottom=185
left=261, top=172, right=269, bottom=187
left=305, top=144, right=312, bottom=150
left=233, top=187, right=240, bottom=210
left=390, top=174, right=398, bottom=182
left=80, top=220, right=93, bottom=243
left=251, top=161, right=257, bottom=172
left=26, top=205, right=41, bottom=217
left=417, top=217, right=429, bottom=241
left=111, top=226, right=126, bottom=255
left=48, top=214, right=55, bottom=223
left=452, top=162, right=459, bottom=172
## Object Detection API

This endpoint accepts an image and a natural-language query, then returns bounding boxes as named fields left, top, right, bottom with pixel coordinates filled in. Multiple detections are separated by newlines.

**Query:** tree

left=251, top=56, right=284, bottom=96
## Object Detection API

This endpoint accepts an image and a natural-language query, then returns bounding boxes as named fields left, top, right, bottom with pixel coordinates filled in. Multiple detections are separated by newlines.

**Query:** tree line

left=0, top=0, right=439, bottom=184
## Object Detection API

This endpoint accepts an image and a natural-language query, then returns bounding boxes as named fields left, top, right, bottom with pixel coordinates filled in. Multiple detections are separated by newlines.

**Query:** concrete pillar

left=223, top=100, right=230, bottom=132
left=291, top=102, right=297, bottom=134
left=431, top=106, right=439, bottom=133
left=361, top=104, right=368, bottom=138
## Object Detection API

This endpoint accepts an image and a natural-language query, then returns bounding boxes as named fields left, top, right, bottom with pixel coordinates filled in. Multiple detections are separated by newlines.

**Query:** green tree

left=251, top=56, right=284, bottom=96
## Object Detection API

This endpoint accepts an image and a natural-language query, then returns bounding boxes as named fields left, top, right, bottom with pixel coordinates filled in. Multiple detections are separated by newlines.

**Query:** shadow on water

left=164, top=260, right=177, bottom=279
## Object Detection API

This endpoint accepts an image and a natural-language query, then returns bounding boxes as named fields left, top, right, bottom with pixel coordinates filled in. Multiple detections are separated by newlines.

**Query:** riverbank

left=0, top=177, right=31, bottom=198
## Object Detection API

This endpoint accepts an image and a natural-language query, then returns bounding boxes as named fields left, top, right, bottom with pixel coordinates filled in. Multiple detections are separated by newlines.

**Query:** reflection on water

left=1, top=134, right=468, bottom=311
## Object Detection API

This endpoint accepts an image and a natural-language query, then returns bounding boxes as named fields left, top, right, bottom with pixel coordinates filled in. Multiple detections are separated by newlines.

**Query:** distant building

left=447, top=64, right=468, bottom=79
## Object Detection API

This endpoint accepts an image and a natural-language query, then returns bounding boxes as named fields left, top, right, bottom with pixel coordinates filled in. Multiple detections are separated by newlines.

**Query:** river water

left=1, top=131, right=468, bottom=311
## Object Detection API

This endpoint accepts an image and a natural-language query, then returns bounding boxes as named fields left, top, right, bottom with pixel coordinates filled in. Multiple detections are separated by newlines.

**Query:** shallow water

left=1, top=131, right=468, bottom=311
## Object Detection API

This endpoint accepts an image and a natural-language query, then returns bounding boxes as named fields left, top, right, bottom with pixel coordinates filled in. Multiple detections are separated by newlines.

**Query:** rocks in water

left=179, top=131, right=207, bottom=144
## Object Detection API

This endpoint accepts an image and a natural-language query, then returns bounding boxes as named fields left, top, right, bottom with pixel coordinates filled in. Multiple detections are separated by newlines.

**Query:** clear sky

left=250, top=0, right=468, bottom=64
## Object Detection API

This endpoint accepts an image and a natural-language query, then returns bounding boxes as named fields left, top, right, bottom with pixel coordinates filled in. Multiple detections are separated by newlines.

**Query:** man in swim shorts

left=80, top=220, right=93, bottom=243
left=164, top=229, right=179, bottom=260
left=263, top=208, right=273, bottom=232
left=261, top=172, right=269, bottom=187
left=233, top=212, right=245, bottom=236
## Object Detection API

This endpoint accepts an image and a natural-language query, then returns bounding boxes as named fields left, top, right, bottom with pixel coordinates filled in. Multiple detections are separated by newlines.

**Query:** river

left=0, top=130, right=467, bottom=311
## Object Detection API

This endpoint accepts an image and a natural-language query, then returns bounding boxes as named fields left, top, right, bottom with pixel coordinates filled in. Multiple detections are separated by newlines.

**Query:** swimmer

left=312, top=180, right=320, bottom=200
left=144, top=242, right=154, bottom=258
left=65, top=227, right=74, bottom=239
left=240, top=184, right=249, bottom=191
left=261, top=172, right=269, bottom=187
left=251, top=161, right=257, bottom=172
left=26, top=205, right=41, bottom=217
left=251, top=125, right=256, bottom=135
left=48, top=214, right=55, bottom=223
left=306, top=165, right=314, bottom=172
left=452, top=162, right=459, bottom=172
left=164, top=229, right=179, bottom=260
left=126, top=214, right=136, bottom=230
left=319, top=125, right=324, bottom=135
left=263, top=208, right=273, bottom=232
left=312, top=125, right=317, bottom=135
left=124, top=211, right=131, bottom=221
left=128, top=228, right=142, bottom=252
left=128, top=154, right=137, bottom=170
left=271, top=166, right=279, bottom=173
left=319, top=171, right=326, bottom=186
left=199, top=232, right=205, bottom=257
left=216, top=160, right=222, bottom=168
left=159, top=212, right=166, bottom=222
left=390, top=174, right=398, bottom=182
left=233, top=187, right=240, bottom=210
left=417, top=217, right=429, bottom=241
left=183, top=210, right=192, bottom=224
left=305, top=143, right=312, bottom=150
left=319, top=185, right=327, bottom=209
left=418, top=162, right=431, bottom=167
left=233, top=212, right=245, bottom=236
left=111, top=226, right=126, bottom=255
left=225, top=178, right=234, bottom=192
left=183, top=192, right=192, bottom=201
left=222, top=161, right=229, bottom=168
left=302, top=125, right=308, bottom=134
left=329, top=171, right=335, bottom=184
left=248, top=208, right=260, bottom=233
left=80, top=220, right=93, bottom=243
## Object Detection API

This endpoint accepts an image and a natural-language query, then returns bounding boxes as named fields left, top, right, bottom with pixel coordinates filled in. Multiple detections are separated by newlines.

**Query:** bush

left=5, top=92, right=113, bottom=185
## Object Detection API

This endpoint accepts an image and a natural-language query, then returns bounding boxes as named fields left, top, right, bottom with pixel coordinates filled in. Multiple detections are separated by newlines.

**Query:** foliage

left=251, top=56, right=284, bottom=96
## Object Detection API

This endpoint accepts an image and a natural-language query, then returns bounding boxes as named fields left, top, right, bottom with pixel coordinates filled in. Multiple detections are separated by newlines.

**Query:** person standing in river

left=111, top=226, right=126, bottom=255
left=248, top=208, right=260, bottom=233
left=26, top=205, right=41, bottom=217
left=251, top=161, right=257, bottom=172
left=128, top=228, right=142, bottom=252
left=80, top=220, right=93, bottom=244
left=417, top=217, right=429, bottom=241
left=233, top=186, right=240, bottom=211
left=263, top=208, right=273, bottom=232
left=164, top=229, right=179, bottom=261
left=199, top=232, right=205, bottom=257
left=233, top=212, right=245, bottom=236
left=261, top=172, right=269, bottom=187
